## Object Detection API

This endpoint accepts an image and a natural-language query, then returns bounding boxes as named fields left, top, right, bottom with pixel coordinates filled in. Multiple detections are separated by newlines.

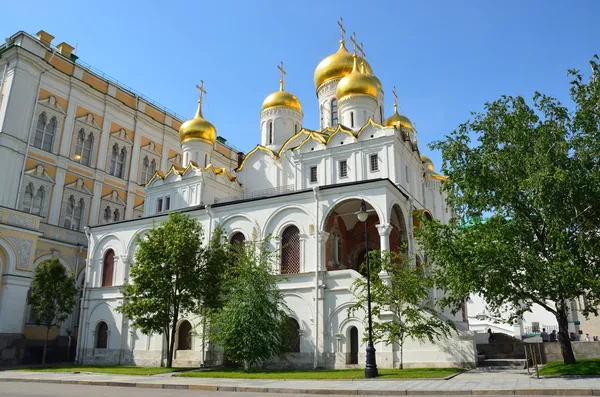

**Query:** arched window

left=268, top=121, right=273, bottom=145
left=75, top=129, right=85, bottom=161
left=295, top=123, right=299, bottom=134
left=331, top=99, right=338, bottom=126
left=109, top=144, right=119, bottom=176
left=349, top=326, right=359, bottom=364
left=73, top=198, right=84, bottom=231
left=82, top=133, right=94, bottom=166
left=281, top=225, right=300, bottom=274
left=229, top=232, right=245, bottom=253
left=42, top=117, right=56, bottom=152
left=320, top=104, right=324, bottom=128
left=95, top=321, right=108, bottom=348
left=285, top=317, right=300, bottom=353
left=116, top=147, right=127, bottom=178
left=103, top=207, right=112, bottom=223
left=140, top=156, right=150, bottom=183
left=102, top=249, right=114, bottom=287
left=379, top=106, right=384, bottom=124
left=178, top=320, right=192, bottom=350
left=150, top=159, right=157, bottom=176
left=33, top=113, right=46, bottom=149
left=23, top=183, right=34, bottom=212
left=32, top=186, right=45, bottom=216
left=113, top=208, right=120, bottom=222
left=350, top=112, right=354, bottom=128
left=63, top=195, right=75, bottom=229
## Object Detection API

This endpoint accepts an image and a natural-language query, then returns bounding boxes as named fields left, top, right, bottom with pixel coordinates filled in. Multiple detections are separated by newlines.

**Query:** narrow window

left=141, top=156, right=149, bottom=184
left=339, top=160, right=348, bottom=178
left=331, top=99, right=338, bottom=126
left=74, top=198, right=84, bottom=230
left=32, top=186, right=45, bottom=216
left=116, top=147, right=127, bottom=178
left=102, top=249, right=114, bottom=287
left=23, top=183, right=34, bottom=212
left=405, top=165, right=410, bottom=183
left=268, top=121, right=273, bottom=144
left=350, top=112, right=354, bottom=128
left=379, top=106, right=383, bottom=123
left=33, top=113, right=46, bottom=149
left=63, top=195, right=75, bottom=229
left=42, top=117, right=56, bottom=152
left=204, top=153, right=208, bottom=167
left=96, top=321, right=108, bottom=348
left=104, top=207, right=112, bottom=223
left=281, top=225, right=300, bottom=274
left=310, top=166, right=318, bottom=183
left=165, top=196, right=171, bottom=211
left=157, top=198, right=163, bottom=213
left=75, top=130, right=85, bottom=162
left=370, top=154, right=379, bottom=172
left=82, top=134, right=93, bottom=166
left=150, top=159, right=157, bottom=176
left=295, top=124, right=299, bottom=133
left=320, top=104, right=324, bottom=128
left=113, top=208, right=120, bottom=222
left=109, top=144, right=119, bottom=176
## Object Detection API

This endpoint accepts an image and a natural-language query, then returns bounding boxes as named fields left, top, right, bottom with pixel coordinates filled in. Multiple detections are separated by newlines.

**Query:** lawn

left=539, top=359, right=600, bottom=376
left=175, top=367, right=462, bottom=379
left=18, top=366, right=185, bottom=376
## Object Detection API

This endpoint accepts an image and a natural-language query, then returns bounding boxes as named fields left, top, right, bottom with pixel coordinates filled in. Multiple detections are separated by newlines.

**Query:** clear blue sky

left=3, top=0, right=599, bottom=168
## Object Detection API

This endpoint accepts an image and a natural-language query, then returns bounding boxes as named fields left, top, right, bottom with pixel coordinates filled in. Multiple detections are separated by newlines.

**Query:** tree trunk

left=556, top=305, right=576, bottom=365
left=42, top=326, right=50, bottom=367
left=167, top=305, right=179, bottom=368
left=244, top=360, right=249, bottom=372
left=399, top=339, right=404, bottom=370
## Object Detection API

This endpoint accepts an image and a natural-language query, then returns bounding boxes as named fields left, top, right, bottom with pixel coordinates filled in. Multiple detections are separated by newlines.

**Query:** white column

left=96, top=116, right=112, bottom=171
left=160, top=143, right=169, bottom=172
left=129, top=132, right=142, bottom=184
left=317, top=231, right=329, bottom=272
left=376, top=223, right=392, bottom=284
left=59, top=101, right=77, bottom=157
left=89, top=180, right=103, bottom=226
left=299, top=234, right=308, bottom=273
left=125, top=188, right=135, bottom=220
left=48, top=167, right=66, bottom=225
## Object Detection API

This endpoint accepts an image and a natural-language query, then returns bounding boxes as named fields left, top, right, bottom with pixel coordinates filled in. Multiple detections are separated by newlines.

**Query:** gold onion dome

left=179, top=100, right=217, bottom=145
left=336, top=55, right=378, bottom=100
left=360, top=61, right=382, bottom=91
left=385, top=103, right=413, bottom=131
left=261, top=82, right=302, bottom=113
left=314, top=40, right=373, bottom=90
left=420, top=154, right=435, bottom=172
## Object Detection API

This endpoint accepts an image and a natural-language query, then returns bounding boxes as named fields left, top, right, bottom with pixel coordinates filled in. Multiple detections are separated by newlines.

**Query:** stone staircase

left=476, top=333, right=529, bottom=369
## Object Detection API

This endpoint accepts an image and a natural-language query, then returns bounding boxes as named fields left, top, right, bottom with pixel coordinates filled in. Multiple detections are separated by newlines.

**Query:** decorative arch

left=263, top=205, right=313, bottom=239
left=0, top=239, right=16, bottom=311
left=319, top=196, right=385, bottom=231
left=177, top=320, right=192, bottom=350
left=31, top=253, right=73, bottom=274
left=219, top=213, right=257, bottom=240
left=102, top=249, right=115, bottom=287
left=95, top=321, right=108, bottom=348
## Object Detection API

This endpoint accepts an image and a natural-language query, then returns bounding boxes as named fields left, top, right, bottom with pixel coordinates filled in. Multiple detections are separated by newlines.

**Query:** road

left=0, top=382, right=583, bottom=397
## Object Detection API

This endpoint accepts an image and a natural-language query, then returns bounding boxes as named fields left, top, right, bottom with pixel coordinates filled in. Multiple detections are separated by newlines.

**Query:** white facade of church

left=77, top=31, right=478, bottom=369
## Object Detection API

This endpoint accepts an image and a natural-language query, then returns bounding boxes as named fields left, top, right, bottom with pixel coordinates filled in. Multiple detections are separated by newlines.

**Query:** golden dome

left=385, top=104, right=413, bottom=131
left=314, top=40, right=373, bottom=91
left=179, top=101, right=217, bottom=145
left=261, top=81, right=302, bottom=112
left=336, top=56, right=378, bottom=100
left=420, top=154, right=435, bottom=172
left=360, top=61, right=382, bottom=91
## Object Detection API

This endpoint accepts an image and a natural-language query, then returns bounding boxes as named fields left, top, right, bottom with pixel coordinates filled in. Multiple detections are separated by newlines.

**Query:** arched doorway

left=281, top=225, right=300, bottom=274
left=390, top=204, right=409, bottom=258
left=177, top=320, right=192, bottom=350
left=96, top=322, right=108, bottom=349
left=348, top=326, right=359, bottom=364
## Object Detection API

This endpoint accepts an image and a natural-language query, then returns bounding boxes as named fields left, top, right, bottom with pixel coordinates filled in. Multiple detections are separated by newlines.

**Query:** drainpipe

left=313, top=186, right=320, bottom=369
left=75, top=226, right=92, bottom=364
left=15, top=49, right=56, bottom=208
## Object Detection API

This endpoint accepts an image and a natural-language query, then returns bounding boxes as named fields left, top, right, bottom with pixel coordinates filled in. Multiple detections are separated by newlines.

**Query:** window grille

left=281, top=225, right=300, bottom=274
left=310, top=166, right=318, bottom=183
left=370, top=154, right=379, bottom=172
left=339, top=160, right=348, bottom=178
left=102, top=249, right=114, bottom=287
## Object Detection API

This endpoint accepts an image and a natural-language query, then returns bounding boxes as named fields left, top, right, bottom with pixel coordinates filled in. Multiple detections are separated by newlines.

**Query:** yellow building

left=0, top=30, right=241, bottom=364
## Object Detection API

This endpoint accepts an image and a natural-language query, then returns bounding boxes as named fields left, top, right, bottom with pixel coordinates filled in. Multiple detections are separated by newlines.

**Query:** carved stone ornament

left=6, top=235, right=33, bottom=269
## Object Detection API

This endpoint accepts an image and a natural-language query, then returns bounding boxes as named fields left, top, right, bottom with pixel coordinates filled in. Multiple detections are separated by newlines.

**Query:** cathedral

left=77, top=22, right=477, bottom=369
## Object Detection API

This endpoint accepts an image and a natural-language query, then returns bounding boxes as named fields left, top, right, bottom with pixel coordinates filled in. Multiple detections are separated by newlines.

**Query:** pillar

left=376, top=223, right=392, bottom=284
left=89, top=180, right=103, bottom=226
left=59, top=101, right=77, bottom=157
left=96, top=114, right=112, bottom=171
left=48, top=167, right=66, bottom=225
left=317, top=231, right=329, bottom=272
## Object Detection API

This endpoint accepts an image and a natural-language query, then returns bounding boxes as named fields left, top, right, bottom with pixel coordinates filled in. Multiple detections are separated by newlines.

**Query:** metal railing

left=214, top=184, right=296, bottom=204
left=524, top=325, right=558, bottom=335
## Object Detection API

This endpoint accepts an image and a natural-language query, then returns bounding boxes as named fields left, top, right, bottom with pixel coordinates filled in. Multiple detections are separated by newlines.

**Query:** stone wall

left=543, top=341, right=600, bottom=363
left=0, top=334, right=25, bottom=366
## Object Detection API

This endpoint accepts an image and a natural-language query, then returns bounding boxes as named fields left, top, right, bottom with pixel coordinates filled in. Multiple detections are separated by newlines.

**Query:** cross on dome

left=357, top=42, right=366, bottom=59
left=350, top=32, right=358, bottom=55
left=278, top=61, right=286, bottom=91
left=337, top=17, right=346, bottom=42
left=195, top=80, right=207, bottom=103
left=392, top=86, right=398, bottom=106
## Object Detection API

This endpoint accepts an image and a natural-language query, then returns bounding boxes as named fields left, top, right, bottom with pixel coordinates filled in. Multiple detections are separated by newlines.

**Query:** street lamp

left=357, top=199, right=378, bottom=378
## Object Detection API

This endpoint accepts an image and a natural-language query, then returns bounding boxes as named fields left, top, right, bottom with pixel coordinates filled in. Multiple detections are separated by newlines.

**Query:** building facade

left=79, top=25, right=477, bottom=369
left=0, top=30, right=240, bottom=364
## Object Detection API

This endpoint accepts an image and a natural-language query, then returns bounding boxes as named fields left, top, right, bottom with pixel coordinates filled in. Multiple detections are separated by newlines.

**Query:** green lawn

left=18, top=366, right=185, bottom=376
left=539, top=359, right=600, bottom=376
left=175, top=367, right=462, bottom=379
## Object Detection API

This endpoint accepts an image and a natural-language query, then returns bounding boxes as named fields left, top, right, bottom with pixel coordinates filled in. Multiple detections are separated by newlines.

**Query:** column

left=89, top=180, right=103, bottom=226
left=96, top=116, right=112, bottom=171
left=48, top=167, right=66, bottom=225
left=128, top=131, right=142, bottom=184
left=299, top=234, right=308, bottom=273
left=59, top=101, right=77, bottom=157
left=317, top=231, right=329, bottom=272
left=376, top=223, right=392, bottom=286
left=160, top=143, right=169, bottom=172
left=125, top=188, right=135, bottom=220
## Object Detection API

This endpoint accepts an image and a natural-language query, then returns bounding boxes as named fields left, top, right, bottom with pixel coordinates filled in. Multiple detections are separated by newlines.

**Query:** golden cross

left=350, top=32, right=358, bottom=55
left=278, top=61, right=286, bottom=90
left=358, top=42, right=366, bottom=59
left=392, top=86, right=398, bottom=105
left=195, top=80, right=207, bottom=103
left=337, top=17, right=346, bottom=41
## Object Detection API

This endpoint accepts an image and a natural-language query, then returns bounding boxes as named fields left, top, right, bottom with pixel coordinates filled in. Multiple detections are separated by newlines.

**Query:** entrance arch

left=347, top=326, right=359, bottom=364
left=177, top=320, right=192, bottom=350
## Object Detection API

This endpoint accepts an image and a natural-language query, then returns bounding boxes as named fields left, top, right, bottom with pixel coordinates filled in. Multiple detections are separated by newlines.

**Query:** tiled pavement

left=1, top=369, right=600, bottom=395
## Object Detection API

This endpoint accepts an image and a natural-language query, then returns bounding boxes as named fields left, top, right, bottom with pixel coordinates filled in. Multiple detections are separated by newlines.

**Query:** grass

left=17, top=366, right=184, bottom=376
left=175, top=367, right=463, bottom=379
left=539, top=359, right=600, bottom=376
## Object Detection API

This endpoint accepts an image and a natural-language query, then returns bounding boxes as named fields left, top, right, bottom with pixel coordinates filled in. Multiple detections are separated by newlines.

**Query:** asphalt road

left=0, top=383, right=584, bottom=397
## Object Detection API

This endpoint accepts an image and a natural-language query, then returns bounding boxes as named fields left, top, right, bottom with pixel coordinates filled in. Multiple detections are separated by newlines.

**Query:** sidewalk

left=1, top=369, right=600, bottom=395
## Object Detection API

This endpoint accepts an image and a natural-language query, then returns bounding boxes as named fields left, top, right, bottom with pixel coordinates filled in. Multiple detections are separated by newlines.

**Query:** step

left=478, top=358, right=527, bottom=368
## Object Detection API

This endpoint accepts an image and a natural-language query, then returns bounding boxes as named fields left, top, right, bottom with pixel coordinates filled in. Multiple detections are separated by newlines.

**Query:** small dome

left=314, top=40, right=372, bottom=91
left=336, top=56, right=378, bottom=100
left=179, top=101, right=217, bottom=145
left=385, top=104, right=413, bottom=131
left=262, top=88, right=302, bottom=113
left=420, top=154, right=435, bottom=172
left=360, top=61, right=382, bottom=91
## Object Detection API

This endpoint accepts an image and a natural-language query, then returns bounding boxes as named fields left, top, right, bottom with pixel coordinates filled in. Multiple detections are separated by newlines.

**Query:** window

left=339, top=160, right=348, bottom=178
left=320, top=104, right=324, bottom=128
left=109, top=144, right=126, bottom=178
left=379, top=106, right=383, bottom=123
left=102, top=249, right=114, bottom=287
left=74, top=129, right=93, bottom=166
left=150, top=159, right=157, bottom=177
left=141, top=156, right=157, bottom=184
left=22, top=183, right=33, bottom=212
left=230, top=232, right=245, bottom=253
left=370, top=154, right=379, bottom=172
left=96, top=321, right=108, bottom=349
left=32, top=113, right=56, bottom=152
left=268, top=121, right=274, bottom=145
left=157, top=198, right=163, bottom=213
left=281, top=225, right=300, bottom=274
left=284, top=317, right=301, bottom=353
left=32, top=186, right=45, bottom=216
left=178, top=320, right=192, bottom=350
left=164, top=196, right=171, bottom=211
left=104, top=206, right=112, bottom=223
left=63, top=196, right=85, bottom=231
left=350, top=112, right=354, bottom=128
left=295, top=124, right=299, bottom=133
left=109, top=144, right=118, bottom=175
left=331, top=99, right=338, bottom=126
left=113, top=208, right=120, bottom=222
left=405, top=165, right=410, bottom=183
left=310, top=166, right=318, bottom=183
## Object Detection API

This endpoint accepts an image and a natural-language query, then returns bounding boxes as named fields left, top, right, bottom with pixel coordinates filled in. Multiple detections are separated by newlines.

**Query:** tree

left=349, top=251, right=455, bottom=370
left=120, top=212, right=223, bottom=368
left=415, top=56, right=600, bottom=365
left=28, top=257, right=77, bottom=366
left=209, top=238, right=290, bottom=371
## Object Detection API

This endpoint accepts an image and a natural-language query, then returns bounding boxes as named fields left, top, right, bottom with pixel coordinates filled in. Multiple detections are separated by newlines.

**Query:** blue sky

left=3, top=0, right=599, bottom=167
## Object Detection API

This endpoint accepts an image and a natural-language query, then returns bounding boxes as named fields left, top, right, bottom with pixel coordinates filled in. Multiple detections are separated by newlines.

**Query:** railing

left=214, top=184, right=296, bottom=204
left=524, top=325, right=558, bottom=335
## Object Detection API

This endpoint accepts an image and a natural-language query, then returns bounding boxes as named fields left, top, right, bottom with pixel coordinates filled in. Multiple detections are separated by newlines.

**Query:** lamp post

left=357, top=199, right=378, bottom=378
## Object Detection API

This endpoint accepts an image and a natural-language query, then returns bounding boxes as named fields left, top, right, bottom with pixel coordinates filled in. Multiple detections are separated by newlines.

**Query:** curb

left=1, top=377, right=599, bottom=395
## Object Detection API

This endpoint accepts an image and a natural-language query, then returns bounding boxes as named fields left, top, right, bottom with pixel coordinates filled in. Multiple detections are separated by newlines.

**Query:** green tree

left=28, top=257, right=77, bottom=366
left=415, top=56, right=600, bottom=365
left=120, top=212, right=222, bottom=368
left=209, top=238, right=290, bottom=371
left=349, top=251, right=455, bottom=370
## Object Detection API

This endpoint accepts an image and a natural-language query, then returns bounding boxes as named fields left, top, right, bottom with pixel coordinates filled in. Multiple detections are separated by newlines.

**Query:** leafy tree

left=28, top=257, right=77, bottom=366
left=120, top=212, right=223, bottom=368
left=415, top=56, right=600, bottom=364
left=209, top=238, right=290, bottom=371
left=349, top=251, right=455, bottom=370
